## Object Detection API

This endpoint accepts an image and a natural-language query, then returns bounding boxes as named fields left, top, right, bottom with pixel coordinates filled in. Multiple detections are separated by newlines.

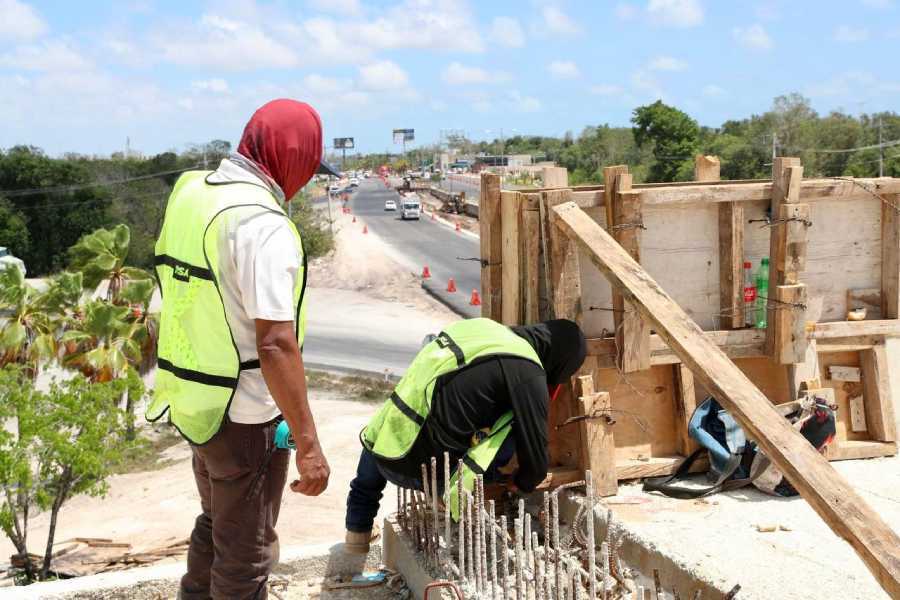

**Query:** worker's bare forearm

left=256, top=320, right=320, bottom=454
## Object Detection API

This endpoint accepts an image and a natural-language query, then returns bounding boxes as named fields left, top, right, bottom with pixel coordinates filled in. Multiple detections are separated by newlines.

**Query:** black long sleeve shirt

left=383, top=355, right=550, bottom=492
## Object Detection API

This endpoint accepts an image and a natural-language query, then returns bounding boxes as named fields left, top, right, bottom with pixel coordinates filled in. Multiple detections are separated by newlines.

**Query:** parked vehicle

left=384, top=198, right=397, bottom=211
left=401, top=198, right=421, bottom=220
left=0, top=247, right=25, bottom=276
left=328, top=184, right=341, bottom=194
left=349, top=177, right=360, bottom=187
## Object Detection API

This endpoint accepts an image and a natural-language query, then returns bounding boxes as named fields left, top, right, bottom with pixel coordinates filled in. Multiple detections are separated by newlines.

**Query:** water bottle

left=742, top=261, right=755, bottom=328
left=754, top=258, right=769, bottom=329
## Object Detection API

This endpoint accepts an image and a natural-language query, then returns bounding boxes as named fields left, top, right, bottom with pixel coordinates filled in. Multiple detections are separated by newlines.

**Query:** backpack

left=643, top=394, right=836, bottom=499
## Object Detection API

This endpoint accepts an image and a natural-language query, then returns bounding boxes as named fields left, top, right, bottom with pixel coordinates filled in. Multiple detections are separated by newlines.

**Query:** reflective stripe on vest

left=146, top=171, right=307, bottom=445
left=361, top=318, right=542, bottom=460
left=445, top=410, right=514, bottom=521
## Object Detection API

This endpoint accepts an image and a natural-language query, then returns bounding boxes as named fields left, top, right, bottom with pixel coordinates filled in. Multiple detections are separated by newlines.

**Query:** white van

left=401, top=198, right=421, bottom=220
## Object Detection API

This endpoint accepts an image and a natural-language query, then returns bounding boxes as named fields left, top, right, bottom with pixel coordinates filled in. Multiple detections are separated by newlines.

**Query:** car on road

left=0, top=247, right=25, bottom=276
left=400, top=198, right=421, bottom=220
left=349, top=177, right=359, bottom=187
left=384, top=198, right=397, bottom=211
left=328, top=183, right=341, bottom=194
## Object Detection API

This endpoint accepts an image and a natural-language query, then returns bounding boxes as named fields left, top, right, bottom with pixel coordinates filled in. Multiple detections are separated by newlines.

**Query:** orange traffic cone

left=446, top=278, right=457, bottom=293
left=455, top=222, right=461, bottom=232
left=363, top=224, right=368, bottom=234
left=352, top=216, right=357, bottom=223
left=469, top=289, right=481, bottom=306
left=431, top=211, right=436, bottom=220
left=421, top=265, right=431, bottom=278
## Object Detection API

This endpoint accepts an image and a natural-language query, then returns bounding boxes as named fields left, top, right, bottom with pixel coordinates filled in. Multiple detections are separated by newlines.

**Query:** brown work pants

left=180, top=419, right=290, bottom=600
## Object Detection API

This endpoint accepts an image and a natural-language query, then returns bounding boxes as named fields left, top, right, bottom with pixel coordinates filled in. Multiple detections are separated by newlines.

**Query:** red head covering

left=237, top=99, right=323, bottom=201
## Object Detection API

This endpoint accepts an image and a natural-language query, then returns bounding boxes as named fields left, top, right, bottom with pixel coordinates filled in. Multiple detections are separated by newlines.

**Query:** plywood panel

left=594, top=365, right=678, bottom=462
left=694, top=356, right=792, bottom=405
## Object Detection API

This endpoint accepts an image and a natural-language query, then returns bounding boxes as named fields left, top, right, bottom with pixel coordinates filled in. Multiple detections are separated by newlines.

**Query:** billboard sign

left=392, top=128, right=415, bottom=144
left=333, top=137, right=355, bottom=149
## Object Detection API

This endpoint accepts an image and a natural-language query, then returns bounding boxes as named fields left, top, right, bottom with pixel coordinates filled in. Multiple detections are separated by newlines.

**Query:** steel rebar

left=600, top=541, right=611, bottom=600
left=552, top=493, right=563, bottom=600
left=467, top=493, right=474, bottom=583
left=543, top=492, right=552, bottom=600
left=444, top=452, right=451, bottom=553
left=431, top=457, right=439, bottom=560
left=474, top=477, right=483, bottom=594
left=500, top=515, right=510, bottom=600
left=586, top=472, right=597, bottom=600
left=514, top=517, right=524, bottom=600
left=422, top=464, right=432, bottom=560
left=489, top=500, right=498, bottom=600
left=458, top=460, right=465, bottom=580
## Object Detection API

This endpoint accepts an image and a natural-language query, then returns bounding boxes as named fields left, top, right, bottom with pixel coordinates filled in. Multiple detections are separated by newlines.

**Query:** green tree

left=0, top=368, right=136, bottom=581
left=67, top=224, right=153, bottom=301
left=632, top=100, right=700, bottom=182
left=0, top=198, right=29, bottom=260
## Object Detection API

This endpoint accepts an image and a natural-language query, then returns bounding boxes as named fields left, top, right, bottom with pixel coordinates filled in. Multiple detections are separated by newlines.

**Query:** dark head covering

left=511, top=319, right=587, bottom=385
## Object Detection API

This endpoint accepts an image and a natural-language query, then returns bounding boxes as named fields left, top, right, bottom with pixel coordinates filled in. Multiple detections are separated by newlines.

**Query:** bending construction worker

left=149, top=99, right=334, bottom=599
left=344, top=317, right=587, bottom=553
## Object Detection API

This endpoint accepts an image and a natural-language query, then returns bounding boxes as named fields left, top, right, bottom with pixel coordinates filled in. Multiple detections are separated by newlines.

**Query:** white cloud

left=631, top=69, right=664, bottom=100
left=541, top=6, right=582, bottom=35
left=0, top=0, right=47, bottom=42
left=0, top=40, right=91, bottom=71
left=805, top=71, right=900, bottom=99
left=354, top=0, right=484, bottom=53
left=307, top=0, right=363, bottom=16
left=702, top=84, right=727, bottom=98
left=443, top=62, right=491, bottom=85
left=648, top=55, right=687, bottom=71
left=358, top=60, right=409, bottom=91
left=191, top=78, right=229, bottom=93
left=508, top=90, right=541, bottom=112
left=615, top=3, right=638, bottom=20
left=302, top=73, right=352, bottom=95
left=490, top=16, right=525, bottom=47
left=590, top=84, right=624, bottom=96
left=548, top=60, right=580, bottom=79
left=647, top=0, right=703, bottom=28
left=834, top=25, right=870, bottom=42
left=732, top=24, right=773, bottom=50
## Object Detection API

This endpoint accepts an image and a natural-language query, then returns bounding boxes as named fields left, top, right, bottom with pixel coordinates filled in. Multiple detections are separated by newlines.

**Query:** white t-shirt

left=207, top=158, right=303, bottom=424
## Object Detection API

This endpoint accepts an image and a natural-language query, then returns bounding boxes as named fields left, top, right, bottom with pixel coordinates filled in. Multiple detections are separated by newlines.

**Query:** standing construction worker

left=148, top=99, right=333, bottom=599
left=344, top=317, right=587, bottom=553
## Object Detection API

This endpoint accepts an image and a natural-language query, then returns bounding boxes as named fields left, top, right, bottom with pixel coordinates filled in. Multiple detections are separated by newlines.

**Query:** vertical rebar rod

left=479, top=476, right=489, bottom=598
left=691, top=591, right=702, bottom=600
left=457, top=460, right=465, bottom=580
left=585, top=471, right=598, bottom=600
left=444, top=452, right=451, bottom=553
left=600, top=541, right=610, bottom=600
left=552, top=493, right=562, bottom=600
left=467, top=494, right=475, bottom=583
left=489, top=500, right=498, bottom=600
left=514, top=517, right=524, bottom=600
left=421, top=464, right=431, bottom=560
left=431, top=457, right=439, bottom=560
left=525, top=512, right=533, bottom=574
left=474, top=477, right=483, bottom=594
left=653, top=569, right=663, bottom=600
left=543, top=492, right=552, bottom=600
left=535, top=539, right=546, bottom=600
left=500, top=516, right=510, bottom=600
left=400, top=487, right=406, bottom=531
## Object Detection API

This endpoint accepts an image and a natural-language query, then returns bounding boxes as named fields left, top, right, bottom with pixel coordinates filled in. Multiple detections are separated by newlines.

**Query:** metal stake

left=457, top=460, right=465, bottom=580
left=444, top=452, right=451, bottom=553
left=500, top=515, right=510, bottom=600
left=552, top=493, right=563, bottom=600
left=474, top=477, right=483, bottom=594
left=431, top=457, right=439, bottom=559
left=489, top=500, right=498, bottom=600
left=467, top=494, right=474, bottom=583
left=586, top=471, right=598, bottom=600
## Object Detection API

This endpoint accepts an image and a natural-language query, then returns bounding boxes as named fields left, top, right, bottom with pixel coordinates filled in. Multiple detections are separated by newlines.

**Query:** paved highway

left=436, top=175, right=481, bottom=201
left=351, top=179, right=480, bottom=317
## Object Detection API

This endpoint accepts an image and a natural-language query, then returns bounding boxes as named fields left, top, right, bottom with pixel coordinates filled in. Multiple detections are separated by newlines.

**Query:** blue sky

left=1, top=0, right=898, bottom=157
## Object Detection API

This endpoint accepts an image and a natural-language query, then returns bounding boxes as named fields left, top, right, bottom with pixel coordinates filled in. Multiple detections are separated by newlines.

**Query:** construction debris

left=394, top=455, right=711, bottom=599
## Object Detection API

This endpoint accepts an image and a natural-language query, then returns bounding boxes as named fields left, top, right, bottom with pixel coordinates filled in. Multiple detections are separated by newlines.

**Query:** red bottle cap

left=743, top=261, right=752, bottom=268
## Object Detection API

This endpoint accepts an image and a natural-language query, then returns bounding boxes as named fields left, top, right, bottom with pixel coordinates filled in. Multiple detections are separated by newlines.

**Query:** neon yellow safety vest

left=146, top=171, right=307, bottom=445
left=360, top=318, right=542, bottom=520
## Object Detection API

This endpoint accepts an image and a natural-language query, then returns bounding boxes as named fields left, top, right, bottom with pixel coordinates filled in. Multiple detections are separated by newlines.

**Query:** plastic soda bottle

left=742, top=261, right=755, bottom=328
left=754, top=258, right=769, bottom=328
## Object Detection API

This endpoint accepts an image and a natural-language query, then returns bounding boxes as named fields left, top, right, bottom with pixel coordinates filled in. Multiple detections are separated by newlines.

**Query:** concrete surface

left=6, top=542, right=384, bottom=599
left=350, top=180, right=480, bottom=316
left=382, top=516, right=455, bottom=600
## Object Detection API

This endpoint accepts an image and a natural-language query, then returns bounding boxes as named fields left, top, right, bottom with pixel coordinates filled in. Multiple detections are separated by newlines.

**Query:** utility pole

left=772, top=132, right=778, bottom=161
left=879, top=115, right=884, bottom=178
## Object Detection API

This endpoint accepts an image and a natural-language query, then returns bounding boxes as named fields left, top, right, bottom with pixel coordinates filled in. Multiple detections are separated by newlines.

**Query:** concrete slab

left=382, top=516, right=457, bottom=600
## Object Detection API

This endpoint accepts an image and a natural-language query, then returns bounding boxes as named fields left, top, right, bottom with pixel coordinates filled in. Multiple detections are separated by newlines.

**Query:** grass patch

left=306, top=370, right=395, bottom=403
left=111, top=426, right=185, bottom=475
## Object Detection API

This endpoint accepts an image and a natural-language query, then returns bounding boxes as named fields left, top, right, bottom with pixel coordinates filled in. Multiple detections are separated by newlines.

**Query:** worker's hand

left=291, top=444, right=330, bottom=496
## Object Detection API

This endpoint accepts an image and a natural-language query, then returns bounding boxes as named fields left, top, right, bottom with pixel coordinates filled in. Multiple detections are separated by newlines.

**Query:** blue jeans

left=345, top=437, right=516, bottom=533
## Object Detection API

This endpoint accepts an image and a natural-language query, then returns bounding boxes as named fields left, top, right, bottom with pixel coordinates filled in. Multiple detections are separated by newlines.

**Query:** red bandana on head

left=237, top=99, right=323, bottom=201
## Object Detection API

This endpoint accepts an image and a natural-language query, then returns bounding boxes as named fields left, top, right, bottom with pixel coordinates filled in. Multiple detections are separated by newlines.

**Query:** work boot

left=344, top=524, right=380, bottom=555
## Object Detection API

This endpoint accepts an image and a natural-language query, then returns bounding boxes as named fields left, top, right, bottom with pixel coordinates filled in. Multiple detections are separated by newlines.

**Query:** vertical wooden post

left=673, top=364, right=699, bottom=456
left=545, top=189, right=582, bottom=322
left=609, top=172, right=650, bottom=372
left=766, top=158, right=809, bottom=364
left=501, top=191, right=523, bottom=325
left=575, top=374, right=617, bottom=497
left=602, top=165, right=628, bottom=235
left=860, top=345, right=898, bottom=443
left=693, top=154, right=720, bottom=181
left=881, top=195, right=900, bottom=319
left=542, top=166, right=569, bottom=189
left=522, top=195, right=542, bottom=324
left=480, top=172, right=502, bottom=321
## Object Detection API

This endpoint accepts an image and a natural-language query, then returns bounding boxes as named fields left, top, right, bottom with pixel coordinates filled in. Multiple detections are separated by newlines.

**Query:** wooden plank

left=542, top=166, right=569, bottom=189
left=673, top=364, right=699, bottom=456
left=616, top=455, right=708, bottom=480
left=829, top=365, right=862, bottom=382
left=611, top=173, right=651, bottom=372
left=634, top=177, right=900, bottom=206
left=694, top=155, right=721, bottom=182
left=500, top=190, right=523, bottom=324
left=824, top=440, right=897, bottom=461
left=545, top=190, right=582, bottom=321
left=522, top=203, right=542, bottom=324
left=778, top=203, right=810, bottom=284
left=550, top=200, right=900, bottom=597
left=860, top=346, right=898, bottom=443
left=479, top=172, right=503, bottom=320
left=789, top=339, right=820, bottom=402
left=574, top=375, right=617, bottom=496
left=882, top=194, right=900, bottom=319
left=847, top=287, right=883, bottom=321
left=808, top=319, right=900, bottom=339
left=849, top=395, right=868, bottom=432
left=602, top=165, right=628, bottom=235
left=586, top=328, right=767, bottom=367
left=718, top=203, right=744, bottom=329
left=534, top=467, right=583, bottom=490
left=772, top=284, right=808, bottom=365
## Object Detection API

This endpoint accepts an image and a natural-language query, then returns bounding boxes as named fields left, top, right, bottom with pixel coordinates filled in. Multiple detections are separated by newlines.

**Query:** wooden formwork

left=479, top=159, right=900, bottom=493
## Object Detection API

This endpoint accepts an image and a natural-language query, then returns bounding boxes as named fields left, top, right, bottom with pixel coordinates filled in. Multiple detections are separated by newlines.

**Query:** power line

left=0, top=165, right=203, bottom=198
